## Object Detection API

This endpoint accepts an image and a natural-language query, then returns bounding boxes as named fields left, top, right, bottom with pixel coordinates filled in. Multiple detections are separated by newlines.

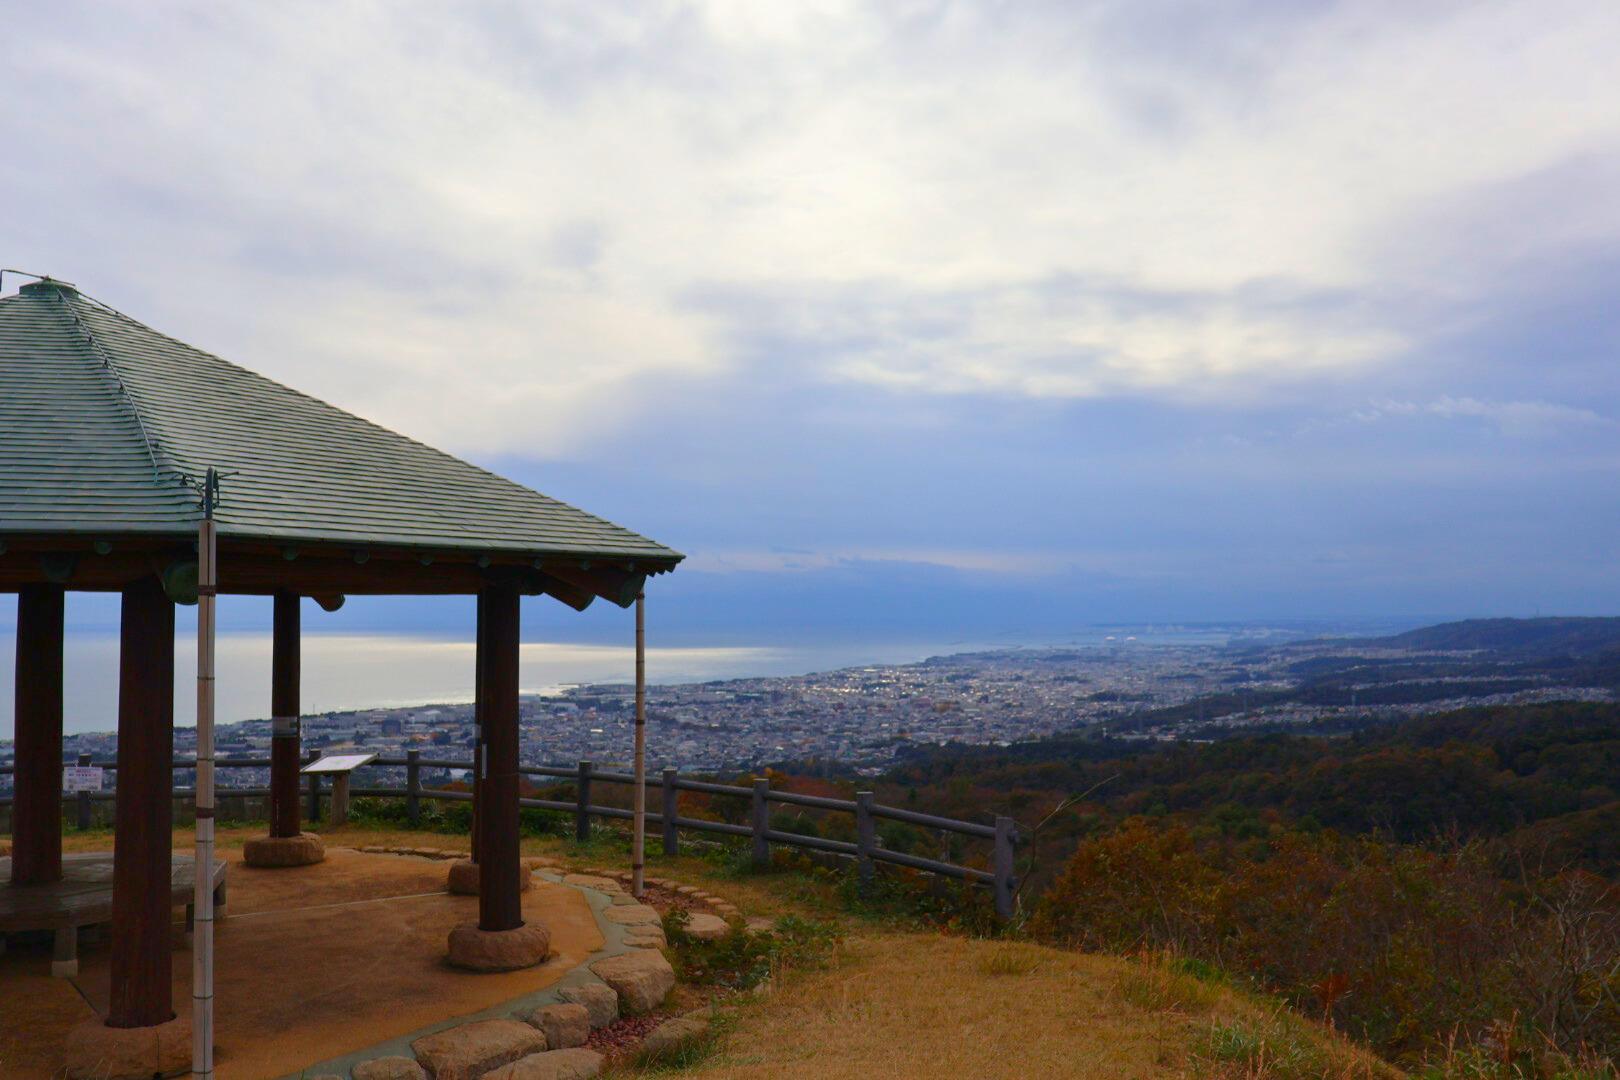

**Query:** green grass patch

left=662, top=910, right=841, bottom=992
left=978, top=944, right=1042, bottom=977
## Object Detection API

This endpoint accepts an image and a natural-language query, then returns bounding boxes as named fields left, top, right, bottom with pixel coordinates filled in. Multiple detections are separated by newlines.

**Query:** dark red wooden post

left=11, top=584, right=65, bottom=885
left=108, top=577, right=176, bottom=1029
left=477, top=586, right=522, bottom=932
left=270, top=591, right=302, bottom=838
left=470, top=591, right=486, bottom=864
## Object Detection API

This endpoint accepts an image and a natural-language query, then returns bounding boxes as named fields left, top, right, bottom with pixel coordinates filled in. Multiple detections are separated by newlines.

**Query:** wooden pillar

left=470, top=592, right=486, bottom=864
left=108, top=577, right=176, bottom=1029
left=476, top=586, right=522, bottom=933
left=11, top=585, right=65, bottom=885
left=270, top=592, right=302, bottom=838
left=469, top=586, right=486, bottom=867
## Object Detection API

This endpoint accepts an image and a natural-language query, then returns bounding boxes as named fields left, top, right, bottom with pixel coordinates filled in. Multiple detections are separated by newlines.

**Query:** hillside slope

left=622, top=931, right=1396, bottom=1079
left=1370, top=617, right=1620, bottom=655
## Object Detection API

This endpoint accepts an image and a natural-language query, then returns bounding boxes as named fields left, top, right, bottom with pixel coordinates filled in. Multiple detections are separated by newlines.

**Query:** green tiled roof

left=0, top=279, right=682, bottom=567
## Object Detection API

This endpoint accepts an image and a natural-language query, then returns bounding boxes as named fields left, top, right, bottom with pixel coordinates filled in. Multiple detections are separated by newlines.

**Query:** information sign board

left=63, top=766, right=104, bottom=792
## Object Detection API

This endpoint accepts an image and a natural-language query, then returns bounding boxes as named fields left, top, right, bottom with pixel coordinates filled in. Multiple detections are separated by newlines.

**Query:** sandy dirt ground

left=0, top=846, right=602, bottom=1079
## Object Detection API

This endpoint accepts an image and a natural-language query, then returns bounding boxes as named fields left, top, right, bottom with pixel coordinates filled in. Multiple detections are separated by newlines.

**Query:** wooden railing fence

left=0, top=749, right=1018, bottom=918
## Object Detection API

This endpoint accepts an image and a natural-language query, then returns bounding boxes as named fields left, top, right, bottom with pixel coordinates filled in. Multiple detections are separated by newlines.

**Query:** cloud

left=681, top=547, right=1092, bottom=576
left=1356, top=396, right=1614, bottom=436
left=697, top=275, right=1402, bottom=402
left=4, top=1, right=1619, bottom=455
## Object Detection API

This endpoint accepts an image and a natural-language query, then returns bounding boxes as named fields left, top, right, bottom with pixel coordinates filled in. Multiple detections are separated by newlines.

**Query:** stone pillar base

left=242, top=832, right=326, bottom=868
left=64, top=1015, right=190, bottom=1080
left=446, top=858, right=534, bottom=896
left=446, top=921, right=551, bottom=972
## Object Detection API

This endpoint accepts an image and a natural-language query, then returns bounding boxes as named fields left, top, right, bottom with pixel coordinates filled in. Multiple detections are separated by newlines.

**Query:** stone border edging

left=282, top=859, right=646, bottom=1079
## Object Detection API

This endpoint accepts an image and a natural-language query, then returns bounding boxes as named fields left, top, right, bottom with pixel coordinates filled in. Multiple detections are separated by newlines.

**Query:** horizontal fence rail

left=0, top=750, right=1019, bottom=918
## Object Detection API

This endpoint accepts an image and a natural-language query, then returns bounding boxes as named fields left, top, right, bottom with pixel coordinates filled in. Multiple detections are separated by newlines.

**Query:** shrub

left=663, top=909, right=841, bottom=992
left=1030, top=818, right=1620, bottom=1074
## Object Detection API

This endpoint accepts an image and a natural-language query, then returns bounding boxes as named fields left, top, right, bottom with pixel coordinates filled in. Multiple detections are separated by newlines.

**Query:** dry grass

left=614, top=931, right=1185, bottom=1079
left=605, top=932, right=1399, bottom=1080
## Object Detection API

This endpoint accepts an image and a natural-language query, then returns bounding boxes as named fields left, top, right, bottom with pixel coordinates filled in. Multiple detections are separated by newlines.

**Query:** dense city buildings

left=5, top=630, right=1614, bottom=790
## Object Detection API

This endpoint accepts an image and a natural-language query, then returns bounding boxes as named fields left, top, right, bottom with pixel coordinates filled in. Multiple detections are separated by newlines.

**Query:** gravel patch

left=583, top=1013, right=668, bottom=1056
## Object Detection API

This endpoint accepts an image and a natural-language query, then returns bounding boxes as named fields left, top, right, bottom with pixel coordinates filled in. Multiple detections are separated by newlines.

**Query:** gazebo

left=0, top=276, right=681, bottom=1074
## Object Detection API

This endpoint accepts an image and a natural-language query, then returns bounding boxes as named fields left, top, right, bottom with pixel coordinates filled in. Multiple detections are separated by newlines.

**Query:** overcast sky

left=4, top=1, right=1618, bottom=644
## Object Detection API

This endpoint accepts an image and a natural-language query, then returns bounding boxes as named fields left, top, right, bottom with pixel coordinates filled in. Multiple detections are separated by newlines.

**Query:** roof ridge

left=70, top=291, right=668, bottom=551
left=49, top=290, right=194, bottom=499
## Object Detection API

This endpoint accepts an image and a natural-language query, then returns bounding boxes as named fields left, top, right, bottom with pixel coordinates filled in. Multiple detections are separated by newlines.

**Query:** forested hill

left=880, top=700, right=1620, bottom=877
left=1367, top=616, right=1620, bottom=655
left=858, top=698, right=1620, bottom=1070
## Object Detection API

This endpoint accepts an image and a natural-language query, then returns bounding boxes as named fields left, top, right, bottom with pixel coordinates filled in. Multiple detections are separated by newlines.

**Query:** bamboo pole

left=192, top=470, right=218, bottom=1080
left=631, top=593, right=646, bottom=898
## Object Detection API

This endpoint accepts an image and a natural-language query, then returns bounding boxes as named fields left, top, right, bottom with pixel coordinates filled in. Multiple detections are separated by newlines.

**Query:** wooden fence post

left=855, top=791, right=875, bottom=892
left=662, top=767, right=679, bottom=856
left=75, top=752, right=92, bottom=830
left=306, top=751, right=321, bottom=824
left=994, top=815, right=1016, bottom=920
left=405, top=749, right=421, bottom=827
left=751, top=777, right=770, bottom=870
left=575, top=760, right=593, bottom=843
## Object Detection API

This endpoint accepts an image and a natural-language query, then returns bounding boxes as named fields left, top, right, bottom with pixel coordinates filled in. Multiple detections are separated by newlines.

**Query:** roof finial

left=203, top=467, right=220, bottom=519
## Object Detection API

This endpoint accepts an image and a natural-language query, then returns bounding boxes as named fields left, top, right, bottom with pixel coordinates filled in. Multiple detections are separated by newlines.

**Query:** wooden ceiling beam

left=0, top=551, right=580, bottom=602
left=541, top=563, right=648, bottom=608
left=0, top=536, right=669, bottom=606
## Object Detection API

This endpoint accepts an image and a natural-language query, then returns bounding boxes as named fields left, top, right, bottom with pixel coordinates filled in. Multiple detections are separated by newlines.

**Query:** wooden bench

left=0, top=852, right=228, bottom=976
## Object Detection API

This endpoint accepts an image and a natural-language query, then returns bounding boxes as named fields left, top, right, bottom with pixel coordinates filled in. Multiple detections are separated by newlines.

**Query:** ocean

left=0, top=633, right=994, bottom=736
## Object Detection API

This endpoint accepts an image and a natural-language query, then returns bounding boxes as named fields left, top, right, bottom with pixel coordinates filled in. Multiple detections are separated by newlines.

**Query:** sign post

left=300, top=754, right=377, bottom=828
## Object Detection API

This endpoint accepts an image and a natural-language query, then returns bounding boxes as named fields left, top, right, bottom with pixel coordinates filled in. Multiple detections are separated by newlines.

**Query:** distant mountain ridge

left=1367, top=616, right=1620, bottom=655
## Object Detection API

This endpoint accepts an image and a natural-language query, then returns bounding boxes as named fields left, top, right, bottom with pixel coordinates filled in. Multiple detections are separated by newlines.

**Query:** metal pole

left=192, top=469, right=218, bottom=1080
left=632, top=593, right=646, bottom=898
